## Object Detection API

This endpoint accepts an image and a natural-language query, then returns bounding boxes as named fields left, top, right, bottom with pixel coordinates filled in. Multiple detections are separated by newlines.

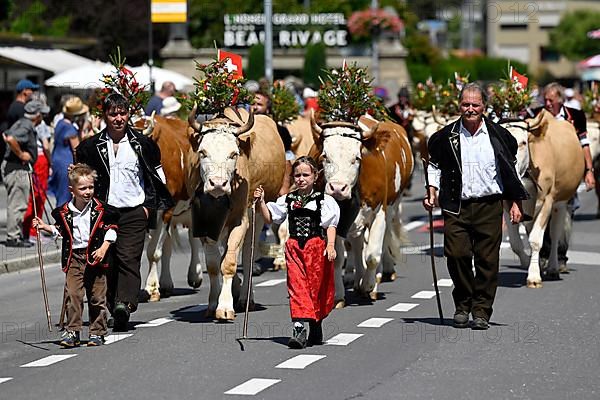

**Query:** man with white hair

left=2, top=100, right=48, bottom=247
left=145, top=81, right=176, bottom=116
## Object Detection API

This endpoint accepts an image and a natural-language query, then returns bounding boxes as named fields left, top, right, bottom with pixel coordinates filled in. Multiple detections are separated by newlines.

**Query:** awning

left=45, top=61, right=115, bottom=88
left=578, top=54, right=600, bottom=69
left=0, top=46, right=94, bottom=74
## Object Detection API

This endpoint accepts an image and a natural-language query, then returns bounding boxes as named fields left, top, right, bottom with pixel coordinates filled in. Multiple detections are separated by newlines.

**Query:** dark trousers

left=66, top=250, right=108, bottom=336
left=107, top=205, right=147, bottom=313
left=443, top=198, right=503, bottom=321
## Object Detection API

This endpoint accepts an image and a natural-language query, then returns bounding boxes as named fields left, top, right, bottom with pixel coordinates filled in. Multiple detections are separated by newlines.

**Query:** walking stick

left=58, top=285, right=67, bottom=330
left=29, top=169, right=53, bottom=332
left=422, top=158, right=444, bottom=325
left=242, top=198, right=258, bottom=340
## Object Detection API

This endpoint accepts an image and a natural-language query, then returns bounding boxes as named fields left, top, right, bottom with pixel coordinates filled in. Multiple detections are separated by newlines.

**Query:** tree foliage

left=550, top=10, right=600, bottom=61
left=6, top=0, right=70, bottom=36
left=303, top=43, right=327, bottom=88
left=247, top=44, right=265, bottom=81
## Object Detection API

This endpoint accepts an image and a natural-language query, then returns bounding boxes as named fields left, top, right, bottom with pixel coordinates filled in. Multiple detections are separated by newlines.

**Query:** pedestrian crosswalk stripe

left=225, top=378, right=281, bottom=395
left=135, top=317, right=173, bottom=328
left=325, top=333, right=363, bottom=346
left=411, top=290, right=438, bottom=299
left=0, top=378, right=13, bottom=384
left=357, top=318, right=394, bottom=328
left=104, top=333, right=134, bottom=345
left=256, top=278, right=286, bottom=287
left=180, top=304, right=207, bottom=313
left=386, top=302, right=419, bottom=312
left=275, top=354, right=326, bottom=369
left=435, top=279, right=453, bottom=287
left=404, top=221, right=426, bottom=231
left=20, top=354, right=77, bottom=368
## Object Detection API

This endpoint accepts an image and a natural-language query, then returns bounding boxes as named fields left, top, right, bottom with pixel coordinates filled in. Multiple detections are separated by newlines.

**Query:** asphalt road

left=0, top=178, right=599, bottom=400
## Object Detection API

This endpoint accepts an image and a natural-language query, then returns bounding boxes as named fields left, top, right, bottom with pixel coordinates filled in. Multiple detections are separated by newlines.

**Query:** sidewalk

left=0, top=185, right=61, bottom=274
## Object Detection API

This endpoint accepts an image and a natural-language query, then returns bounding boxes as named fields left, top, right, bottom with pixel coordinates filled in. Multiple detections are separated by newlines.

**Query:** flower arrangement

left=347, top=8, right=403, bottom=40
left=318, top=63, right=387, bottom=123
left=412, top=76, right=467, bottom=115
left=582, top=83, right=599, bottom=117
left=488, top=66, right=532, bottom=118
left=95, top=47, right=149, bottom=116
left=186, top=57, right=253, bottom=115
left=271, top=81, right=301, bottom=125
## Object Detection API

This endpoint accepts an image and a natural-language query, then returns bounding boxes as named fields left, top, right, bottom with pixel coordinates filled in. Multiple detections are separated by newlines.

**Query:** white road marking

left=325, top=333, right=363, bottom=346
left=104, top=333, right=134, bottom=345
left=357, top=318, right=394, bottom=328
left=404, top=221, right=426, bottom=231
left=387, top=302, right=419, bottom=312
left=180, top=304, right=207, bottom=313
left=500, top=242, right=511, bottom=249
left=0, top=378, right=13, bottom=384
left=275, top=354, right=326, bottom=369
left=412, top=290, right=438, bottom=299
left=135, top=317, right=173, bottom=328
left=256, top=278, right=287, bottom=287
left=20, top=354, right=77, bottom=368
left=436, top=279, right=454, bottom=287
left=225, top=378, right=281, bottom=395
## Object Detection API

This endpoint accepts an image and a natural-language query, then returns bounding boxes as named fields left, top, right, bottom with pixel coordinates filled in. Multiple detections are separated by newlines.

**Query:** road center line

left=386, top=302, right=419, bottom=312
left=256, top=279, right=287, bottom=287
left=325, top=333, right=363, bottom=346
left=135, top=317, right=173, bottom=328
left=20, top=354, right=77, bottom=368
left=435, top=279, right=454, bottom=287
left=104, top=333, right=134, bottom=345
left=225, top=378, right=281, bottom=395
left=275, top=354, right=326, bottom=369
left=357, top=317, right=394, bottom=328
left=411, top=290, right=438, bottom=299
left=0, top=378, right=13, bottom=384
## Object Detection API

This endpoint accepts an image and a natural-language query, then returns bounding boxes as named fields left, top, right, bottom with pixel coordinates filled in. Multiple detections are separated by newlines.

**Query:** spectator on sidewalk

left=2, top=100, right=48, bottom=247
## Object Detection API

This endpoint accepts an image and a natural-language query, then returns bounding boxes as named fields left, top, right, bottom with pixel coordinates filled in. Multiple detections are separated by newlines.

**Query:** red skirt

left=285, top=237, right=335, bottom=322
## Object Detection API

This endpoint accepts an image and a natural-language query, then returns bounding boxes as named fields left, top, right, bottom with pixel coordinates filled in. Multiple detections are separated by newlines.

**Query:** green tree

left=9, top=0, right=70, bottom=36
left=247, top=43, right=265, bottom=81
left=550, top=10, right=600, bottom=61
left=303, top=42, right=326, bottom=88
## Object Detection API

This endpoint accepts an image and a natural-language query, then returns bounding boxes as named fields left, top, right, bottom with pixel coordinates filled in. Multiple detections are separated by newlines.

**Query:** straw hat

left=63, top=96, right=89, bottom=116
left=160, top=96, right=182, bottom=116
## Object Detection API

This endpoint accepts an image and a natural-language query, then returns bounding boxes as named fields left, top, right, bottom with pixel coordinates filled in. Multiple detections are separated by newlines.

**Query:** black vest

left=286, top=191, right=325, bottom=248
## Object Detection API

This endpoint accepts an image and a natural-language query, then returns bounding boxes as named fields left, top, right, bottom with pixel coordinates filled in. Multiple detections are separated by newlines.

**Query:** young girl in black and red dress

left=254, top=156, right=340, bottom=349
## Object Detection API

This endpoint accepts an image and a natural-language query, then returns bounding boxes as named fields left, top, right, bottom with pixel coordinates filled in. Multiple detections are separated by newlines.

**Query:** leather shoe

left=453, top=311, right=469, bottom=328
left=113, top=303, right=130, bottom=332
left=288, top=325, right=307, bottom=349
left=471, top=317, right=489, bottom=330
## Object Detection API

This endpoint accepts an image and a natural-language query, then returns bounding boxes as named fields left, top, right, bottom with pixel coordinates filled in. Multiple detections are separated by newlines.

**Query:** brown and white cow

left=511, top=109, right=584, bottom=288
left=188, top=107, right=285, bottom=320
left=309, top=113, right=414, bottom=304
left=587, top=117, right=600, bottom=217
left=141, top=116, right=204, bottom=302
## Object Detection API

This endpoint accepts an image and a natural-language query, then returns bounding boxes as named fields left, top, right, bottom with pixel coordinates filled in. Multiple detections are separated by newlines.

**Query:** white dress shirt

left=267, top=192, right=340, bottom=228
left=51, top=200, right=117, bottom=248
left=107, top=135, right=146, bottom=208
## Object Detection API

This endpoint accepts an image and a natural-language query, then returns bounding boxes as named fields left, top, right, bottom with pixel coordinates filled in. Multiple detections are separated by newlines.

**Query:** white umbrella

left=130, top=64, right=194, bottom=91
left=578, top=54, right=600, bottom=69
left=45, top=61, right=116, bottom=89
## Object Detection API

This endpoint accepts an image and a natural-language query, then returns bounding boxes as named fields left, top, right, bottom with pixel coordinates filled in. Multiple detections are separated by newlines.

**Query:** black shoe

left=288, top=325, right=307, bottom=349
left=471, top=317, right=489, bottom=330
left=113, top=303, right=130, bottom=332
left=87, top=335, right=105, bottom=347
left=252, top=263, right=263, bottom=276
left=453, top=311, right=469, bottom=328
left=107, top=317, right=114, bottom=328
left=308, top=321, right=323, bottom=346
left=5, top=239, right=34, bottom=248
left=60, top=331, right=80, bottom=348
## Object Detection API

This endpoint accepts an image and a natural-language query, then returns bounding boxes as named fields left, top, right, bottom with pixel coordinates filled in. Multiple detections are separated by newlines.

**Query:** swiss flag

left=510, top=66, right=528, bottom=91
left=218, top=50, right=243, bottom=79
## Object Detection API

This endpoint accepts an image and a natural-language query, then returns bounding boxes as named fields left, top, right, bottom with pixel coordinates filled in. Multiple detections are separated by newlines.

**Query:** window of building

left=500, top=24, right=528, bottom=30
left=540, top=46, right=560, bottom=62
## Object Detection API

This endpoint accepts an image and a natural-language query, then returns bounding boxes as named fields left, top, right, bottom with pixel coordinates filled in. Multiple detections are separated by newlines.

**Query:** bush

left=303, top=43, right=327, bottom=88
left=247, top=44, right=265, bottom=81
left=408, top=56, right=529, bottom=83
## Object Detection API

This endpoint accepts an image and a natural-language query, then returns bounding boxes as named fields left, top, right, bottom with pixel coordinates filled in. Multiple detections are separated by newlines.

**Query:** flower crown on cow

left=318, top=63, right=387, bottom=124
left=186, top=58, right=253, bottom=115
left=413, top=74, right=468, bottom=115
left=94, top=47, right=150, bottom=116
left=271, top=81, right=301, bottom=125
left=488, top=65, right=532, bottom=118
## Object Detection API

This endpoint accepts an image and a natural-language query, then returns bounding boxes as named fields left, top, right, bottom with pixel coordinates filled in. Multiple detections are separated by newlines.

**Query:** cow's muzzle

left=326, top=182, right=352, bottom=201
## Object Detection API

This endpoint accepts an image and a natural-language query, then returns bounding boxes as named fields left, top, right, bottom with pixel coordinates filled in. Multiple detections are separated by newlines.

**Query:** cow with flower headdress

left=309, top=65, right=414, bottom=306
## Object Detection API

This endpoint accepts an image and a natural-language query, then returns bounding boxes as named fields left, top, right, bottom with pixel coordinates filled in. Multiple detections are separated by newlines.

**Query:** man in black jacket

left=423, top=83, right=528, bottom=330
left=75, top=93, right=174, bottom=331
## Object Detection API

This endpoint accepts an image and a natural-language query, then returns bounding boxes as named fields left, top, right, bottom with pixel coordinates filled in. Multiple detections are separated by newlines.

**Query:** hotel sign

left=223, top=13, right=348, bottom=48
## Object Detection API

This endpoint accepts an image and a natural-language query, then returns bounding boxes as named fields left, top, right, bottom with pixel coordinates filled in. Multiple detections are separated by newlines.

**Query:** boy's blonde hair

left=68, top=163, right=97, bottom=185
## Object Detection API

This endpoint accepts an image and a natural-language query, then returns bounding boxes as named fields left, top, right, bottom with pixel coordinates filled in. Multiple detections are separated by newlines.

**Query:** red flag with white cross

left=218, top=50, right=243, bottom=79
left=510, top=66, right=528, bottom=91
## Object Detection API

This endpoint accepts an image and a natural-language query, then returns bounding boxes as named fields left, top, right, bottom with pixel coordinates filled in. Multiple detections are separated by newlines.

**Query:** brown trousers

left=443, top=198, right=503, bottom=321
left=66, top=250, right=108, bottom=336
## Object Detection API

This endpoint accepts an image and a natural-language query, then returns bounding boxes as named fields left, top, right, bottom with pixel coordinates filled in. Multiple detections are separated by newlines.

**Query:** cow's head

left=310, top=112, right=377, bottom=201
left=188, top=106, right=254, bottom=197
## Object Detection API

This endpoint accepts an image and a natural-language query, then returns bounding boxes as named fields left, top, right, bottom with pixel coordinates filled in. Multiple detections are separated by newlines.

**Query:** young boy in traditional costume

left=33, top=164, right=118, bottom=347
left=254, top=156, right=340, bottom=348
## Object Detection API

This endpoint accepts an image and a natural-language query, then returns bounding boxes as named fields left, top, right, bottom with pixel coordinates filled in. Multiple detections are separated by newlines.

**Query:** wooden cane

left=29, top=170, right=53, bottom=332
left=58, top=285, right=67, bottom=330
left=242, top=199, right=258, bottom=339
left=422, top=159, right=444, bottom=325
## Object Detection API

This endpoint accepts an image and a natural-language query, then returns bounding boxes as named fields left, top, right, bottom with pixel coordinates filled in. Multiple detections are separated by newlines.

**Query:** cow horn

left=310, top=109, right=322, bottom=134
left=431, top=105, right=445, bottom=125
left=236, top=108, right=254, bottom=136
left=188, top=103, right=202, bottom=133
left=142, top=111, right=155, bottom=136
left=362, top=122, right=379, bottom=140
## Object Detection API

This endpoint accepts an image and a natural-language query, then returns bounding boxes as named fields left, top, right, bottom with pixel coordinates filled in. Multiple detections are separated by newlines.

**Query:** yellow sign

left=151, top=0, right=187, bottom=23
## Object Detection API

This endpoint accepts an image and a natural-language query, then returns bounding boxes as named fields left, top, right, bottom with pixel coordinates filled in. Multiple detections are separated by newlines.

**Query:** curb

left=0, top=242, right=62, bottom=275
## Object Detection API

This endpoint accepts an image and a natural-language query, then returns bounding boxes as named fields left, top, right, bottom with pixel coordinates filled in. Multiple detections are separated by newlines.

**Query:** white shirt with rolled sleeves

left=49, top=199, right=117, bottom=249
left=106, top=136, right=146, bottom=208
left=267, top=192, right=340, bottom=228
left=427, top=121, right=502, bottom=200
